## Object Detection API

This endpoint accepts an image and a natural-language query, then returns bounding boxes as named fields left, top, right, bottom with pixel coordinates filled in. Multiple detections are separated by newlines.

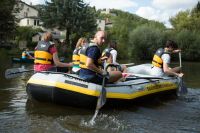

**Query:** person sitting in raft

left=34, top=32, right=72, bottom=72
left=151, top=40, right=184, bottom=77
left=22, top=48, right=34, bottom=59
left=72, top=37, right=87, bottom=74
left=79, top=31, right=122, bottom=84
left=102, top=51, right=129, bottom=80
left=102, top=41, right=127, bottom=73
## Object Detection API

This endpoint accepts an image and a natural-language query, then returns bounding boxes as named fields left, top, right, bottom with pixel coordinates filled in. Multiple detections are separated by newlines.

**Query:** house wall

left=32, top=35, right=41, bottom=42
left=15, top=2, right=38, bottom=19
left=96, top=19, right=105, bottom=31
left=19, top=18, right=40, bottom=27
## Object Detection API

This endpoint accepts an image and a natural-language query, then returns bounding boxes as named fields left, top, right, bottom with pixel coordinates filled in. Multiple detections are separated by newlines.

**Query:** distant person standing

left=34, top=32, right=72, bottom=72
left=72, top=37, right=87, bottom=74
left=22, top=48, right=34, bottom=59
left=151, top=40, right=183, bottom=77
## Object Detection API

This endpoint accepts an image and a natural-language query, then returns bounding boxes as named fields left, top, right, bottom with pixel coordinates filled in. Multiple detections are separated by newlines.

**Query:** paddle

left=123, top=72, right=169, bottom=79
left=5, top=67, right=34, bottom=79
left=177, top=52, right=188, bottom=95
left=122, top=63, right=135, bottom=67
left=89, top=61, right=107, bottom=124
left=125, top=76, right=164, bottom=81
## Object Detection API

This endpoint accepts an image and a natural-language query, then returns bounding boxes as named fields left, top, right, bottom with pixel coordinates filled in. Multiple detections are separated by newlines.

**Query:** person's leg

left=89, top=74, right=108, bottom=85
left=108, top=71, right=122, bottom=83
left=171, top=67, right=181, bottom=73
left=121, top=65, right=127, bottom=73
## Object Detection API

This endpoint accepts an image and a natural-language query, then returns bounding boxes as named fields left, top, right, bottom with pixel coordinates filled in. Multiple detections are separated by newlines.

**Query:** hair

left=109, top=41, right=117, bottom=49
left=43, top=32, right=52, bottom=41
left=75, top=37, right=87, bottom=48
left=94, top=30, right=106, bottom=39
left=165, top=40, right=178, bottom=49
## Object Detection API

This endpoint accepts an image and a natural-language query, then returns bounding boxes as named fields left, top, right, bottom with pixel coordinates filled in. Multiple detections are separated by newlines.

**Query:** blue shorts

left=79, top=73, right=108, bottom=85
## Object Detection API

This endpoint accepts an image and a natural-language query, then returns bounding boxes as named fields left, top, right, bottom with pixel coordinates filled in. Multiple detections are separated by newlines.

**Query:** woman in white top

left=103, top=41, right=127, bottom=73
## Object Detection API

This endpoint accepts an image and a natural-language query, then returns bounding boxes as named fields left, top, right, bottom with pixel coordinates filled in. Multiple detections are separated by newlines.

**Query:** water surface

left=0, top=50, right=200, bottom=133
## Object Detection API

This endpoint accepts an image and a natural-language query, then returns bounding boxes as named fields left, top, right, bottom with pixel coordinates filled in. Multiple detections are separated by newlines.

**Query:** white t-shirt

left=151, top=54, right=170, bottom=76
left=110, top=49, right=118, bottom=64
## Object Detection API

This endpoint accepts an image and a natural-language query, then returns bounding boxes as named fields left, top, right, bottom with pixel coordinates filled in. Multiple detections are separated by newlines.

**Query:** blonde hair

left=43, top=32, right=52, bottom=41
left=75, top=37, right=87, bottom=48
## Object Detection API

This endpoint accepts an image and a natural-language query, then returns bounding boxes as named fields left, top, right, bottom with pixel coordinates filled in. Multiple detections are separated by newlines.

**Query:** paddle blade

left=177, top=77, right=188, bottom=95
left=96, top=87, right=107, bottom=110
left=5, top=68, right=33, bottom=79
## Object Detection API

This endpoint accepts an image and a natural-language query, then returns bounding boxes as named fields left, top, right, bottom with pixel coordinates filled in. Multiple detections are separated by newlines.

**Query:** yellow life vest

left=79, top=43, right=101, bottom=69
left=72, top=47, right=81, bottom=67
left=21, top=51, right=27, bottom=58
left=152, top=48, right=169, bottom=68
left=34, top=41, right=53, bottom=65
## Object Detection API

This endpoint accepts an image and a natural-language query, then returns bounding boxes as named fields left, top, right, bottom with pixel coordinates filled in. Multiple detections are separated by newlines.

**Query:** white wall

left=15, top=2, right=38, bottom=19
left=19, top=18, right=40, bottom=28
left=96, top=19, right=105, bottom=31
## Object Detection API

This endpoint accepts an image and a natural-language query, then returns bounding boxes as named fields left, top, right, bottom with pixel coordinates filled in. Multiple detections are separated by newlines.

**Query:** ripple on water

left=45, top=113, right=130, bottom=133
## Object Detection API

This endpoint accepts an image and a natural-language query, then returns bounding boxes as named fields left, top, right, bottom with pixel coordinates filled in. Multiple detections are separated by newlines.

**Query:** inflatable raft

left=26, top=65, right=179, bottom=108
left=12, top=57, right=34, bottom=63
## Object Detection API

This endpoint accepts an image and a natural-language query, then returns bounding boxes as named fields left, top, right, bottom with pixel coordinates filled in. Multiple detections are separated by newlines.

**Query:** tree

left=170, top=10, right=191, bottom=31
left=41, top=0, right=97, bottom=51
left=170, top=1, right=200, bottom=31
left=106, top=9, right=165, bottom=60
left=15, top=27, right=43, bottom=48
left=191, top=1, right=200, bottom=14
left=175, top=30, right=200, bottom=61
left=0, top=0, right=17, bottom=41
left=128, top=25, right=165, bottom=60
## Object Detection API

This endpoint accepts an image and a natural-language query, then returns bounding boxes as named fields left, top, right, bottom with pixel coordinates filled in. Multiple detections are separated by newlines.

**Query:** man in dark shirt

left=79, top=31, right=122, bottom=84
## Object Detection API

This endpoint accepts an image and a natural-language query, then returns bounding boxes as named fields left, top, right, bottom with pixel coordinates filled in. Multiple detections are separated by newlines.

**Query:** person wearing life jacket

left=34, top=32, right=72, bottom=72
left=102, top=41, right=127, bottom=73
left=79, top=31, right=122, bottom=84
left=21, top=48, right=34, bottom=59
left=72, top=37, right=87, bottom=74
left=151, top=40, right=183, bottom=77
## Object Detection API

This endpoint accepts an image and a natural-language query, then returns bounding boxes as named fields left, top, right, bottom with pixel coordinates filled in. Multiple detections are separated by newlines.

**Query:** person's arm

left=111, top=50, right=117, bottom=64
left=26, top=52, right=34, bottom=59
left=163, top=63, right=183, bottom=77
left=172, top=49, right=181, bottom=53
left=85, top=57, right=102, bottom=74
left=162, top=54, right=183, bottom=77
left=53, top=52, right=73, bottom=67
left=85, top=47, right=104, bottom=74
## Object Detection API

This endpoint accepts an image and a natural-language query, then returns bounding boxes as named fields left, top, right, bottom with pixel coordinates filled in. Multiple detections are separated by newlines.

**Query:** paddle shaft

left=122, top=63, right=135, bottom=67
left=179, top=52, right=182, bottom=68
left=90, top=61, right=107, bottom=123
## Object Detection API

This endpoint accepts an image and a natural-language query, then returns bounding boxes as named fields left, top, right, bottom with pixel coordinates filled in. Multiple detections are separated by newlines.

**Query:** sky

left=22, top=0, right=199, bottom=28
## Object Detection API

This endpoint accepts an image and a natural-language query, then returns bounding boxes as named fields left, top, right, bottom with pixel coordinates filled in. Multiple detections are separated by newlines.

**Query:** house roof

left=19, top=16, right=40, bottom=20
left=16, top=0, right=38, bottom=12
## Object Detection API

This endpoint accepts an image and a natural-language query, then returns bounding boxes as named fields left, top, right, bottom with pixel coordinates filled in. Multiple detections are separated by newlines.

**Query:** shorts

left=80, top=73, right=108, bottom=85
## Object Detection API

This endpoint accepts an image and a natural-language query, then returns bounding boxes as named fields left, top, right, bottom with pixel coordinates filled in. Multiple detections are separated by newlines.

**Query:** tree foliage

left=128, top=25, right=165, bottom=60
left=169, top=1, right=200, bottom=61
left=103, top=9, right=166, bottom=60
left=41, top=0, right=97, bottom=50
left=0, top=0, right=17, bottom=41
left=170, top=1, right=200, bottom=32
left=15, top=27, right=43, bottom=47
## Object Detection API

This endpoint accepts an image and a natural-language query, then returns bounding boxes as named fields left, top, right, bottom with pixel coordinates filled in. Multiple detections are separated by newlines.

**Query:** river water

left=0, top=49, right=200, bottom=133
